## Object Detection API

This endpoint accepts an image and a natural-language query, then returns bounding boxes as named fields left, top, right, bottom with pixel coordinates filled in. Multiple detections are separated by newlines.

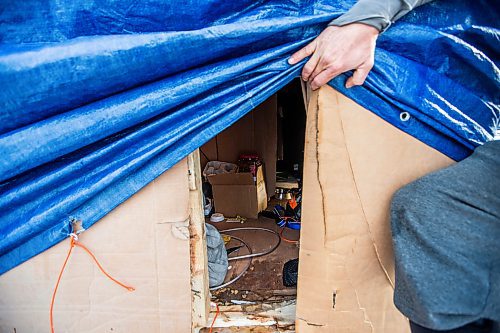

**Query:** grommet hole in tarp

left=400, top=112, right=411, bottom=122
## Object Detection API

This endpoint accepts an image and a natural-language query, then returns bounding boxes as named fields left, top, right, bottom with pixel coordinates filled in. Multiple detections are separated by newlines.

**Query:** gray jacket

left=330, top=0, right=433, bottom=32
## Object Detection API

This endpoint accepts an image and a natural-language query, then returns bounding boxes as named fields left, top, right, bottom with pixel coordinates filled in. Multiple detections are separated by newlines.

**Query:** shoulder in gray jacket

left=330, top=0, right=433, bottom=32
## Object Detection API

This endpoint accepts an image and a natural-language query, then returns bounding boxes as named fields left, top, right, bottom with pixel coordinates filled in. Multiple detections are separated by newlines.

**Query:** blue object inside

left=0, top=0, right=498, bottom=274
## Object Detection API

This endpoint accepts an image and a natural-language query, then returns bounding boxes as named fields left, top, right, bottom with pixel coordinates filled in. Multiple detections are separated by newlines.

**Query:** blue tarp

left=0, top=0, right=498, bottom=274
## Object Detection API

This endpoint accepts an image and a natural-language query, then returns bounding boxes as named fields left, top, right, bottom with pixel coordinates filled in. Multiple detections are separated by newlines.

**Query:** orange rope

left=73, top=241, right=135, bottom=292
left=50, top=237, right=75, bottom=333
left=280, top=227, right=299, bottom=244
left=50, top=236, right=135, bottom=333
left=208, top=302, right=220, bottom=333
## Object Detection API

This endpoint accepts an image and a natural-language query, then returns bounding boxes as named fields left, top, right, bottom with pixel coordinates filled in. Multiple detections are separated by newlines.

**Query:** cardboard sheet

left=296, top=86, right=453, bottom=332
left=0, top=160, right=192, bottom=333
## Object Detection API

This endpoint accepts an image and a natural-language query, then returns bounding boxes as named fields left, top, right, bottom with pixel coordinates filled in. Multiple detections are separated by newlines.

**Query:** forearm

left=329, top=0, right=434, bottom=33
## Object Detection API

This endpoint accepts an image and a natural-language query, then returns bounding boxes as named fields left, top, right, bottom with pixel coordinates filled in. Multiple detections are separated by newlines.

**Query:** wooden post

left=187, top=149, right=210, bottom=331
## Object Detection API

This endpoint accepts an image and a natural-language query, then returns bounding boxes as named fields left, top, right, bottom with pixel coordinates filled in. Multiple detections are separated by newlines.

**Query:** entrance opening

left=197, top=78, right=307, bottom=332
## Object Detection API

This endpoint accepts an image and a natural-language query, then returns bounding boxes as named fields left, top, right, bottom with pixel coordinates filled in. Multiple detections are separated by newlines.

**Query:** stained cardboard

left=296, top=86, right=454, bottom=333
left=0, top=160, right=193, bottom=333
left=208, top=165, right=267, bottom=219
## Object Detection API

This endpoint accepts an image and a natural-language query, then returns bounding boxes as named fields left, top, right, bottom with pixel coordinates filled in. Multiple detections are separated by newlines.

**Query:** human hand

left=288, top=23, right=379, bottom=90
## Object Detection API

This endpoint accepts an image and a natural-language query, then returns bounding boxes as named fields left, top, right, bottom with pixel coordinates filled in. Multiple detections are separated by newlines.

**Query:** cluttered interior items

left=198, top=78, right=306, bottom=307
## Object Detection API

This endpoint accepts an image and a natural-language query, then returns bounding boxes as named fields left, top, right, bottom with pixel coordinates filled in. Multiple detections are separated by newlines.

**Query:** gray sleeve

left=329, top=0, right=434, bottom=33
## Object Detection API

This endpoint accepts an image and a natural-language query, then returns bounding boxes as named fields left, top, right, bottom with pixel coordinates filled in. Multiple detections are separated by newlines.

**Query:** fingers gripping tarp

left=0, top=0, right=498, bottom=274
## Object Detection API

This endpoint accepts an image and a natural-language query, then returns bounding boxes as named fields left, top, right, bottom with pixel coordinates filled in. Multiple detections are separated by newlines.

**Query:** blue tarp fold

left=1, top=0, right=498, bottom=274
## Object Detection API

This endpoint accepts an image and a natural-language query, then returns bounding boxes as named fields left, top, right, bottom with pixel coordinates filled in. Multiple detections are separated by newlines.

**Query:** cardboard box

left=208, top=164, right=267, bottom=219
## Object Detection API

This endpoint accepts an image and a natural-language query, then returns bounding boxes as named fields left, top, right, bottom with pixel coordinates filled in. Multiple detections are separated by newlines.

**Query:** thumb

left=345, top=65, right=372, bottom=88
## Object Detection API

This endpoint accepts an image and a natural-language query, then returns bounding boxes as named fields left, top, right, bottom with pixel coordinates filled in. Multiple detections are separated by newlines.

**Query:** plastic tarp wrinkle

left=0, top=0, right=498, bottom=274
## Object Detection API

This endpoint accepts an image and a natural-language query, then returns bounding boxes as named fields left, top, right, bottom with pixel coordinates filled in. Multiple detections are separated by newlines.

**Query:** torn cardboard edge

left=296, top=86, right=452, bottom=332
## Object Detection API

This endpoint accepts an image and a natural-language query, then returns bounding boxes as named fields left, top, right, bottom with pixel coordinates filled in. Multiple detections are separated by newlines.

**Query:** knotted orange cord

left=50, top=235, right=135, bottom=333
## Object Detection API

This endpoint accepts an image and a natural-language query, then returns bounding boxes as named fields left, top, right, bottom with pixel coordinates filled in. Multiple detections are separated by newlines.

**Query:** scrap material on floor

left=207, top=214, right=300, bottom=304
left=200, top=299, right=296, bottom=333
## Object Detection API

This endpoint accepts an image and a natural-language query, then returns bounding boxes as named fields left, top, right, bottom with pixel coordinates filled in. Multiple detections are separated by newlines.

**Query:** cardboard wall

left=296, top=86, right=453, bottom=332
left=0, top=160, right=192, bottom=333
left=200, top=95, right=277, bottom=198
